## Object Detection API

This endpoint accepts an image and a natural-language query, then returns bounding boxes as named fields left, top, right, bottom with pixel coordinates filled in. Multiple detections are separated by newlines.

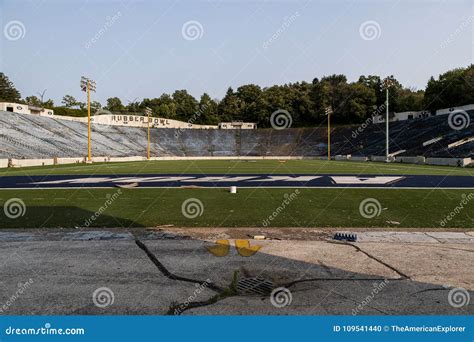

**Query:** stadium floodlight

left=325, top=106, right=333, bottom=161
left=80, top=76, right=87, bottom=90
left=382, top=77, right=394, bottom=162
left=80, top=76, right=97, bottom=162
left=144, top=107, right=152, bottom=160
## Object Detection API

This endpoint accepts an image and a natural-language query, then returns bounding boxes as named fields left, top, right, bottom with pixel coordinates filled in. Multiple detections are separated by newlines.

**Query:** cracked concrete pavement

left=0, top=228, right=472, bottom=315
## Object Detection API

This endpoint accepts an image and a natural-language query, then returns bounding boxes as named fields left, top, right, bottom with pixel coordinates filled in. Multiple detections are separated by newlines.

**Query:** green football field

left=0, top=160, right=472, bottom=229
left=0, top=159, right=473, bottom=176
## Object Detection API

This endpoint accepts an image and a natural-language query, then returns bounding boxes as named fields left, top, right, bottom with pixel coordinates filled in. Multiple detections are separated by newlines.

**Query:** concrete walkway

left=0, top=228, right=472, bottom=315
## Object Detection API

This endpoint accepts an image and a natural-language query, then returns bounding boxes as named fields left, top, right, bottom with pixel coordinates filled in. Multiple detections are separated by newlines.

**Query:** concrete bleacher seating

left=0, top=111, right=472, bottom=159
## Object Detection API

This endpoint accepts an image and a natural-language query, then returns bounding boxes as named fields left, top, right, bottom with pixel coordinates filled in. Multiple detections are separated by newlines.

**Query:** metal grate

left=236, top=277, right=274, bottom=296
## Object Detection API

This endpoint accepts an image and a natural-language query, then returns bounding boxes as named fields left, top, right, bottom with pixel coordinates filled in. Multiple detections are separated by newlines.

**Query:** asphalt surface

left=1, top=228, right=473, bottom=315
left=0, top=174, right=473, bottom=189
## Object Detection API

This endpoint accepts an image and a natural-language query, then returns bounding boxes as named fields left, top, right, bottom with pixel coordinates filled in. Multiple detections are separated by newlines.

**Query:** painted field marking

left=205, top=239, right=262, bottom=257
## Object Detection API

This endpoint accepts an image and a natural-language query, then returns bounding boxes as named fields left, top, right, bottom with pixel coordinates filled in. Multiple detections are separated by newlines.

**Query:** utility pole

left=326, top=106, right=333, bottom=161
left=80, top=76, right=96, bottom=163
left=386, top=86, right=389, bottom=161
left=36, top=89, right=47, bottom=107
left=382, top=77, right=393, bottom=162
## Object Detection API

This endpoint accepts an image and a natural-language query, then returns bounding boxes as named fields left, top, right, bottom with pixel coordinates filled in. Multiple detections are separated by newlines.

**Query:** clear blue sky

left=1, top=0, right=472, bottom=105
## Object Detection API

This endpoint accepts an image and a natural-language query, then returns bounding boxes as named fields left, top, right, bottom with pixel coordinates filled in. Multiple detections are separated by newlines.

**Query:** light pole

left=80, top=76, right=96, bottom=162
left=145, top=107, right=152, bottom=160
left=382, top=77, right=393, bottom=162
left=36, top=89, right=47, bottom=107
left=325, top=106, right=333, bottom=161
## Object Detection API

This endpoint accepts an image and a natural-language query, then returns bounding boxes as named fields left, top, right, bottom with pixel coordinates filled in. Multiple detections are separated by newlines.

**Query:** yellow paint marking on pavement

left=235, top=239, right=261, bottom=257
left=205, top=239, right=230, bottom=257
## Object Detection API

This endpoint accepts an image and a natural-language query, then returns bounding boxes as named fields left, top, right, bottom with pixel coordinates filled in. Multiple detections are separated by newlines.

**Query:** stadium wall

left=10, top=158, right=55, bottom=167
left=91, top=114, right=218, bottom=129
left=56, top=157, right=85, bottom=165
left=425, top=157, right=472, bottom=167
left=395, top=156, right=426, bottom=164
left=1, top=155, right=471, bottom=169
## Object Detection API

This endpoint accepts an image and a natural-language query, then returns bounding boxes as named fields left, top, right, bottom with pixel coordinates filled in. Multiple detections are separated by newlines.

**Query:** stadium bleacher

left=0, top=110, right=472, bottom=159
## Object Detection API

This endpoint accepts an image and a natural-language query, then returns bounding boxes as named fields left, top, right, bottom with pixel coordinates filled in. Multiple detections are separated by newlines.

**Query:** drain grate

left=236, top=277, right=274, bottom=296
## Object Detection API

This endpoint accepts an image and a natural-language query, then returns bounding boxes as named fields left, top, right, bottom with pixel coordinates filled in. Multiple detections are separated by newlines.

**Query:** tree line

left=0, top=64, right=472, bottom=127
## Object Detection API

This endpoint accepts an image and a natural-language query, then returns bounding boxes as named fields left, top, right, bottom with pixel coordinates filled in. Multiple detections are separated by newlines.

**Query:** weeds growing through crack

left=167, top=271, right=240, bottom=315
left=135, top=238, right=243, bottom=315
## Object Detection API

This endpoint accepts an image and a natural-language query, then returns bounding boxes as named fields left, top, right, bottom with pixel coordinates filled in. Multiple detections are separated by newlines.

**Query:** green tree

left=62, top=95, right=78, bottom=108
left=236, top=84, right=263, bottom=123
left=358, top=75, right=384, bottom=108
left=158, top=94, right=177, bottom=119
left=141, top=95, right=176, bottom=119
left=309, top=78, right=329, bottom=122
left=197, top=93, right=219, bottom=124
left=43, top=99, right=54, bottom=108
left=381, top=75, right=404, bottom=113
left=105, top=97, right=125, bottom=112
left=0, top=73, right=21, bottom=102
left=172, top=90, right=198, bottom=121
left=53, top=107, right=87, bottom=117
left=397, top=88, right=424, bottom=112
left=26, top=95, right=54, bottom=108
left=91, top=101, right=102, bottom=113
left=218, top=87, right=242, bottom=122
left=318, top=75, right=349, bottom=123
left=25, top=95, right=42, bottom=107
left=424, top=65, right=474, bottom=110
left=41, top=65, right=474, bottom=126
left=344, top=82, right=376, bottom=122
left=287, top=82, right=313, bottom=126
left=126, top=99, right=141, bottom=113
